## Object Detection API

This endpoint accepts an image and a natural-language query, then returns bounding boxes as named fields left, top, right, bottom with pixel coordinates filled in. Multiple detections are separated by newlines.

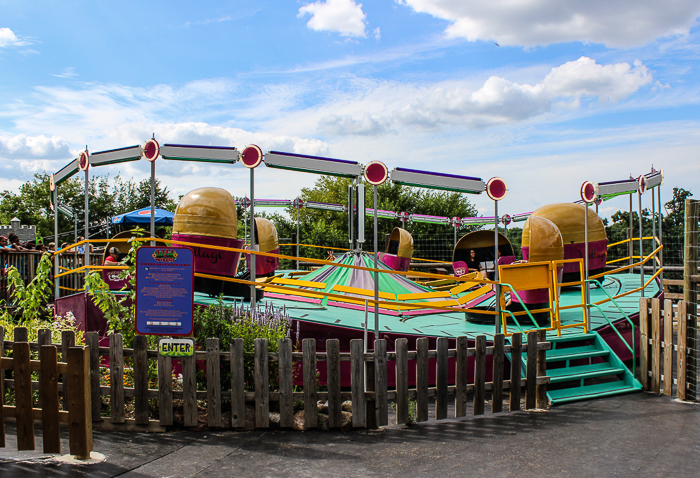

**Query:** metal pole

left=454, top=225, right=457, bottom=251
left=494, top=200, right=500, bottom=335
left=150, top=159, right=156, bottom=246
left=53, top=188, right=59, bottom=299
left=373, top=185, right=379, bottom=340
left=74, top=214, right=78, bottom=293
left=638, top=189, right=644, bottom=297
left=629, top=193, right=633, bottom=269
left=584, top=203, right=590, bottom=330
left=651, top=187, right=657, bottom=276
left=658, top=184, right=663, bottom=285
left=364, top=299, right=369, bottom=353
left=250, top=169, right=256, bottom=307
left=84, top=168, right=89, bottom=272
left=296, top=203, right=300, bottom=270
left=348, top=183, right=354, bottom=250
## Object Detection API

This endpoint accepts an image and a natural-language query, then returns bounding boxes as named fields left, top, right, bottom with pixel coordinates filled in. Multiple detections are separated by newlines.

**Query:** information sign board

left=135, top=246, right=194, bottom=336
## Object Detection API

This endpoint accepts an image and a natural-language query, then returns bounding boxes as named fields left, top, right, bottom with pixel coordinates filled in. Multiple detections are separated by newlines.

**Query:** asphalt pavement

left=1, top=392, right=699, bottom=477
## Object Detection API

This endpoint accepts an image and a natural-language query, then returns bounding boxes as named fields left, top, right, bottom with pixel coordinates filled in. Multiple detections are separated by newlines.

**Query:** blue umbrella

left=112, top=207, right=174, bottom=226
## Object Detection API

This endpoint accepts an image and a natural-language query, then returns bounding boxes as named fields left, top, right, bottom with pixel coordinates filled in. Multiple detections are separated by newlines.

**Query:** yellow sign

left=159, top=338, right=194, bottom=357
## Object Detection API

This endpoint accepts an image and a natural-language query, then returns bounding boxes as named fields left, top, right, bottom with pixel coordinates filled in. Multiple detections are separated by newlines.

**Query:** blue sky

left=2, top=0, right=700, bottom=218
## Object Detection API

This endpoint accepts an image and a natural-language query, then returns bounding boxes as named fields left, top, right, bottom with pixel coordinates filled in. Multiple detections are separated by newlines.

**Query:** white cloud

left=373, top=27, right=381, bottom=40
left=399, top=0, right=700, bottom=48
left=316, top=57, right=652, bottom=135
left=0, top=134, right=73, bottom=160
left=0, top=27, right=31, bottom=47
left=298, top=0, right=367, bottom=38
left=52, top=67, right=78, bottom=79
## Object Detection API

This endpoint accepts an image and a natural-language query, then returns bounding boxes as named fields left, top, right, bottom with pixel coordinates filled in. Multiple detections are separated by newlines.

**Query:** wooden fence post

left=278, top=338, right=294, bottom=428
left=663, top=299, right=673, bottom=397
left=326, top=339, right=341, bottom=428
left=109, top=333, right=125, bottom=423
left=206, top=338, right=222, bottom=428
left=684, top=198, right=698, bottom=400
left=526, top=331, right=537, bottom=410
left=536, top=329, right=548, bottom=409
left=133, top=335, right=149, bottom=425
left=85, top=332, right=102, bottom=423
left=302, top=338, right=317, bottom=429
left=455, top=336, right=468, bottom=417
left=374, top=339, right=388, bottom=426
left=395, top=338, right=409, bottom=425
left=61, top=330, right=75, bottom=411
left=14, top=326, right=28, bottom=343
left=67, top=346, right=93, bottom=460
left=13, top=341, right=34, bottom=451
left=40, top=345, right=61, bottom=454
left=677, top=301, right=688, bottom=400
left=230, top=338, right=245, bottom=428
left=492, top=334, right=505, bottom=414
left=510, top=333, right=522, bottom=412
left=350, top=339, right=366, bottom=428
left=473, top=335, right=485, bottom=416
left=416, top=337, right=429, bottom=422
left=639, top=298, right=650, bottom=389
left=254, top=338, right=269, bottom=429
left=158, top=350, right=173, bottom=427
left=182, top=345, right=197, bottom=427
left=651, top=299, right=661, bottom=394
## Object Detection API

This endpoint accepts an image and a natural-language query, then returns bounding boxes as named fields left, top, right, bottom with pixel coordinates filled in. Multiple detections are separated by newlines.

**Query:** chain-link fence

left=683, top=199, right=699, bottom=401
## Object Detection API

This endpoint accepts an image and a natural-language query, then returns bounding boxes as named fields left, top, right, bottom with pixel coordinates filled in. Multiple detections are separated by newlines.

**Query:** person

left=48, top=242, right=56, bottom=252
left=0, top=236, right=11, bottom=249
left=103, top=247, right=121, bottom=266
left=466, top=249, right=481, bottom=272
left=7, top=233, right=27, bottom=251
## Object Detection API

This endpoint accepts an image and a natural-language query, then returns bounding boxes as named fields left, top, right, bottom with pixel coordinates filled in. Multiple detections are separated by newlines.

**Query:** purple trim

left=308, top=201, right=344, bottom=206
left=92, top=145, right=140, bottom=155
left=597, top=178, right=638, bottom=186
left=269, top=150, right=358, bottom=165
left=163, top=143, right=238, bottom=150
left=394, top=167, right=481, bottom=181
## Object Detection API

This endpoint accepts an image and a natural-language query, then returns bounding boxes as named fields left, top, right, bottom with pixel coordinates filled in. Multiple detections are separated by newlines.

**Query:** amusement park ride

left=50, top=138, right=665, bottom=405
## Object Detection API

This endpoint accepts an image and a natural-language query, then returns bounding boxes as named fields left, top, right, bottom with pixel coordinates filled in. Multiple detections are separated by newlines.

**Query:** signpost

left=135, top=246, right=194, bottom=336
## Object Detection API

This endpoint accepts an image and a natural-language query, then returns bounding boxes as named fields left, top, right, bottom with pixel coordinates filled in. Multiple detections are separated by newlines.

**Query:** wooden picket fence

left=0, top=327, right=92, bottom=458
left=638, top=297, right=691, bottom=399
left=1, top=328, right=550, bottom=431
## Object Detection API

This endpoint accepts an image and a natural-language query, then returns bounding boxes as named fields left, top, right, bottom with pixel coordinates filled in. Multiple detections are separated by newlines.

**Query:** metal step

left=548, top=363, right=626, bottom=383
left=546, top=345, right=609, bottom=362
left=548, top=333, right=597, bottom=344
left=548, top=381, right=641, bottom=405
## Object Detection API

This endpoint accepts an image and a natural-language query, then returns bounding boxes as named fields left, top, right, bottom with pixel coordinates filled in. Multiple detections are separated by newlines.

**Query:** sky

left=2, top=0, right=700, bottom=220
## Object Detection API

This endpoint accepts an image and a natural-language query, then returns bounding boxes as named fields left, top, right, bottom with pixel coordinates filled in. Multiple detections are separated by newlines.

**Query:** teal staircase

left=527, top=332, right=642, bottom=405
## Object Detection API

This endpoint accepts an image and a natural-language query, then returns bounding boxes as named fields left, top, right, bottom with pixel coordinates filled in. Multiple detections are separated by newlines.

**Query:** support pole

left=651, top=187, right=656, bottom=276
left=494, top=200, right=500, bottom=335
left=250, top=168, right=256, bottom=308
left=348, top=183, right=354, bottom=250
left=638, top=189, right=644, bottom=296
left=658, top=184, right=663, bottom=285
left=150, top=159, right=156, bottom=246
left=629, top=193, right=634, bottom=269
left=84, top=168, right=89, bottom=273
left=74, top=214, right=78, bottom=293
left=53, top=188, right=59, bottom=299
left=584, top=203, right=590, bottom=330
left=296, top=202, right=300, bottom=270
left=373, top=185, right=379, bottom=340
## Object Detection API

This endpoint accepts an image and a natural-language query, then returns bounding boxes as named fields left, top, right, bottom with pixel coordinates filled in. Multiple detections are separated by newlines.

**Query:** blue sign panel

left=135, top=246, right=194, bottom=336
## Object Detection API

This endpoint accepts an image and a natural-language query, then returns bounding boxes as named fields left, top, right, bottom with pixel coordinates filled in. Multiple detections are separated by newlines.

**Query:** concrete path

left=1, top=393, right=698, bottom=477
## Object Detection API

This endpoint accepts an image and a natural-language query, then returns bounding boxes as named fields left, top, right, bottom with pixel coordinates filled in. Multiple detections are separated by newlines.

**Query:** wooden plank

left=492, top=334, right=505, bottom=413
left=302, top=338, right=317, bottom=429
left=206, top=338, right=222, bottom=427
left=0, top=326, right=4, bottom=448
left=374, top=339, right=388, bottom=427
left=85, top=332, right=102, bottom=423
left=395, top=338, right=409, bottom=425
left=510, top=333, right=522, bottom=412
left=526, top=331, right=538, bottom=410
left=436, top=337, right=448, bottom=420
left=14, top=326, right=28, bottom=343
left=62, top=330, right=75, bottom=411
left=14, top=341, right=35, bottom=450
left=67, top=347, right=93, bottom=460
left=326, top=339, right=341, bottom=428
left=254, top=338, right=270, bottom=428
left=110, top=333, right=125, bottom=424
left=278, top=338, right=294, bottom=428
left=663, top=299, right=674, bottom=397
left=651, top=298, right=661, bottom=394
left=455, top=336, right=468, bottom=417
left=473, top=335, right=486, bottom=416
left=350, top=339, right=366, bottom=428
left=133, top=335, right=149, bottom=425
left=231, top=339, right=246, bottom=428
left=157, top=351, right=173, bottom=426
left=536, top=330, right=547, bottom=409
left=182, top=348, right=197, bottom=427
left=40, top=345, right=61, bottom=454
left=677, top=301, right=688, bottom=400
left=639, top=298, right=650, bottom=389
left=416, top=337, right=429, bottom=422
left=38, top=329, right=52, bottom=348
left=365, top=342, right=377, bottom=430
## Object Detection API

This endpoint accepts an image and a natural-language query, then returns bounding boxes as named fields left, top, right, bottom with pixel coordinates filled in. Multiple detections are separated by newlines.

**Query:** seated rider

left=103, top=247, right=121, bottom=266
left=465, top=249, right=481, bottom=272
